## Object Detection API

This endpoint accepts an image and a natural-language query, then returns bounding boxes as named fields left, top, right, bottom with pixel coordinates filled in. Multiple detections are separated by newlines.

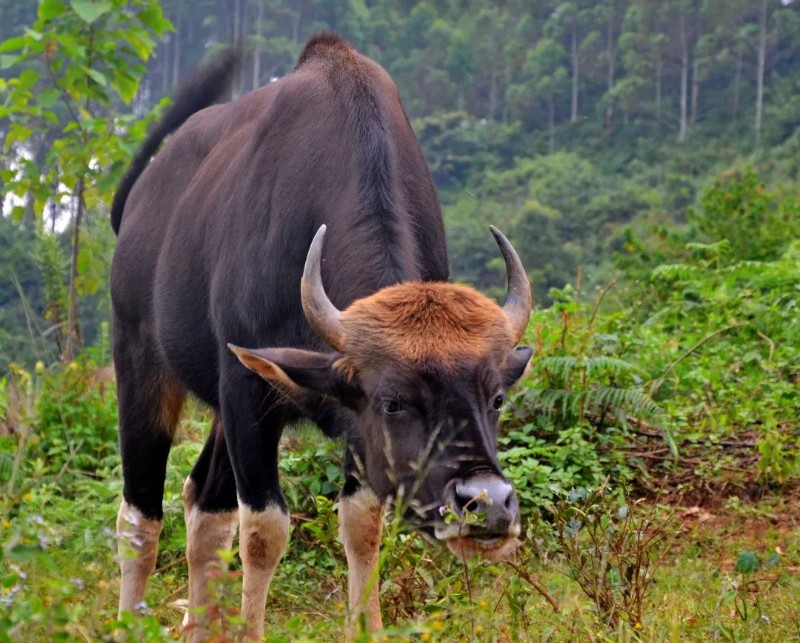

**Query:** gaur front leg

left=220, top=361, right=291, bottom=639
left=181, top=418, right=240, bottom=640
left=238, top=503, right=291, bottom=638
left=339, top=484, right=385, bottom=638
left=182, top=477, right=237, bottom=641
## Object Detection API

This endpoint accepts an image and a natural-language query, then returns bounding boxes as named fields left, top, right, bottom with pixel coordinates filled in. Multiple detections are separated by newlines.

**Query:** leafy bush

left=34, top=358, right=118, bottom=475
left=543, top=484, right=679, bottom=628
left=690, top=167, right=800, bottom=262
left=501, top=285, right=666, bottom=509
left=604, top=167, right=800, bottom=491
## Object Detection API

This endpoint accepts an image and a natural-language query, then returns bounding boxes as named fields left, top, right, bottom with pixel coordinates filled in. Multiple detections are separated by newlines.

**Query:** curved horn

left=301, top=225, right=346, bottom=351
left=490, top=226, right=532, bottom=343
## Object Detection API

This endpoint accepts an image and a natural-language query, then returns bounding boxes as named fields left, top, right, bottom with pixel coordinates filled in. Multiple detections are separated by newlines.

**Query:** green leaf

left=0, top=54, right=23, bottom=70
left=42, top=110, right=60, bottom=125
left=111, top=72, right=139, bottom=103
left=0, top=36, right=25, bottom=54
left=7, top=543, right=41, bottom=564
left=735, top=551, right=760, bottom=574
left=4, top=123, right=34, bottom=151
left=17, top=68, right=40, bottom=91
left=137, top=6, right=173, bottom=35
left=125, top=29, right=156, bottom=61
left=85, top=67, right=107, bottom=87
left=38, top=88, right=61, bottom=107
left=39, top=0, right=67, bottom=21
left=70, top=0, right=112, bottom=24
left=10, top=205, right=26, bottom=224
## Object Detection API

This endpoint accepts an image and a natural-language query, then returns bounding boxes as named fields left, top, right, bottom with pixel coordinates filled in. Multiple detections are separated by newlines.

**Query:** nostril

left=504, top=491, right=514, bottom=510
left=454, top=485, right=476, bottom=512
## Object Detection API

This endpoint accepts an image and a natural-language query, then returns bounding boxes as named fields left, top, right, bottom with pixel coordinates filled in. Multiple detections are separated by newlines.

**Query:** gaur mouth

left=444, top=535, right=520, bottom=562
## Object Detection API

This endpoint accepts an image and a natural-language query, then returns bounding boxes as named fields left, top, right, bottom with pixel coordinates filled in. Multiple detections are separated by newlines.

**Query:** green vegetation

left=0, top=0, right=798, bottom=640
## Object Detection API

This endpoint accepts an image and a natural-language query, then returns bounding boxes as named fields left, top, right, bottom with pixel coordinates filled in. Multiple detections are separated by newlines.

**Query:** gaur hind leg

left=115, top=334, right=185, bottom=616
left=182, top=416, right=238, bottom=640
left=220, top=360, right=291, bottom=640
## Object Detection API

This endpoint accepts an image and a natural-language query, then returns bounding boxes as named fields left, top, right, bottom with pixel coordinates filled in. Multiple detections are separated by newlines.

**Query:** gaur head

left=230, top=225, right=532, bottom=561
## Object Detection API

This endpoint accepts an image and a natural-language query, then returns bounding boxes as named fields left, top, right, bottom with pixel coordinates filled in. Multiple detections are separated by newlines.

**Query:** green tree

left=0, top=0, right=171, bottom=360
left=689, top=166, right=800, bottom=261
left=523, top=38, right=569, bottom=151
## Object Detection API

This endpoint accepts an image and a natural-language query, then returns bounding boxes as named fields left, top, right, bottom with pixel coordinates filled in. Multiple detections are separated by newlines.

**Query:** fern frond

left=524, top=385, right=664, bottom=424
left=537, top=356, right=579, bottom=376
left=583, top=357, right=643, bottom=378
left=575, top=386, right=664, bottom=422
left=651, top=263, right=699, bottom=282
left=537, top=356, right=642, bottom=379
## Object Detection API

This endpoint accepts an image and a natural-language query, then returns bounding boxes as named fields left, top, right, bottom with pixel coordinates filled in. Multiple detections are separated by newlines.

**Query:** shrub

left=544, top=484, right=679, bottom=628
left=34, top=358, right=118, bottom=475
left=501, top=285, right=666, bottom=509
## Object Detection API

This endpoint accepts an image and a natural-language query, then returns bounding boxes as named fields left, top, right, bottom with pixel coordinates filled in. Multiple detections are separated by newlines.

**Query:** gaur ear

left=228, top=344, right=361, bottom=403
left=501, top=346, right=533, bottom=389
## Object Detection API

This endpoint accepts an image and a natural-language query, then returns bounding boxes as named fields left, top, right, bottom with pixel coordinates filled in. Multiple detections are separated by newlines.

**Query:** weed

left=543, top=483, right=680, bottom=629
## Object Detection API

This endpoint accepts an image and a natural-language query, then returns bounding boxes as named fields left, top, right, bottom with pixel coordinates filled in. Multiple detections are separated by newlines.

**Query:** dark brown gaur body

left=110, top=33, right=533, bottom=639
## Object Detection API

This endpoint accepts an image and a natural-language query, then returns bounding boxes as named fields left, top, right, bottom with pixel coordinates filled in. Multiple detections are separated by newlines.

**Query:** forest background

left=2, top=0, right=800, bottom=362
left=0, top=0, right=798, bottom=640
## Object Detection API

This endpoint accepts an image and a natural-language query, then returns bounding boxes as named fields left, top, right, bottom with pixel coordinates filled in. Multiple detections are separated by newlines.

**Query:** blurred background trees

left=1, top=0, right=799, bottom=364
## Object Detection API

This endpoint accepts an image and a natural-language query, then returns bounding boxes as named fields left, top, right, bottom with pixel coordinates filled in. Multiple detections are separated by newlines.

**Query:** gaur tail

left=110, top=48, right=241, bottom=235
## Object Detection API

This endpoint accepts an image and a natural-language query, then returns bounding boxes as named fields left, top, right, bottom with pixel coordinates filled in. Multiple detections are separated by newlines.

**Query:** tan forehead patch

left=341, top=282, right=513, bottom=368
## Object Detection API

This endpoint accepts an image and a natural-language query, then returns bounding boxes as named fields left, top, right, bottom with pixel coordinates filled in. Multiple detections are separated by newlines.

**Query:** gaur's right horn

left=301, top=225, right=347, bottom=352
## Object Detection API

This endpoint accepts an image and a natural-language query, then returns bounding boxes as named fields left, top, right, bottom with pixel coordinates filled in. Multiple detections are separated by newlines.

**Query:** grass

left=3, top=423, right=799, bottom=642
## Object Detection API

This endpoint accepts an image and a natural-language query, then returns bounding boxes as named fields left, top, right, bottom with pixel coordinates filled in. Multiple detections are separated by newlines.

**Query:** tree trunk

left=252, top=1, right=262, bottom=89
left=233, top=0, right=242, bottom=98
left=605, top=13, right=616, bottom=129
left=755, top=0, right=767, bottom=142
left=238, top=0, right=247, bottom=96
left=678, top=14, right=688, bottom=142
left=690, top=47, right=700, bottom=126
left=690, top=4, right=702, bottom=127
left=171, top=10, right=181, bottom=90
left=161, top=33, right=170, bottom=96
left=292, top=9, right=301, bottom=45
left=63, top=179, right=85, bottom=362
left=571, top=25, right=579, bottom=123
left=502, top=62, right=512, bottom=123
left=654, top=45, right=662, bottom=137
left=49, top=185, right=58, bottom=233
left=733, top=47, right=743, bottom=122
left=489, top=61, right=498, bottom=120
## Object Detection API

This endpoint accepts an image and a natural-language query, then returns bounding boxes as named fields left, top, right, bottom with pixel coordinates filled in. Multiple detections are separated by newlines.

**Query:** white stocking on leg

left=339, top=489, right=385, bottom=638
left=238, top=502, right=291, bottom=640
left=117, top=500, right=162, bottom=617
left=182, top=478, right=238, bottom=641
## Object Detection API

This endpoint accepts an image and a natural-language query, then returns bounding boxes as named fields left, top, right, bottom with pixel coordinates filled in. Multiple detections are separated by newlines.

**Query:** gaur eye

left=492, top=394, right=505, bottom=410
left=381, top=399, right=402, bottom=415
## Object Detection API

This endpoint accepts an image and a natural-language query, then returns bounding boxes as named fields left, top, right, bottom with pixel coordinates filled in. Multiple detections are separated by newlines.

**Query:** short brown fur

left=246, top=533, right=271, bottom=570
left=159, top=377, right=186, bottom=437
left=296, top=32, right=361, bottom=69
left=340, top=282, right=514, bottom=372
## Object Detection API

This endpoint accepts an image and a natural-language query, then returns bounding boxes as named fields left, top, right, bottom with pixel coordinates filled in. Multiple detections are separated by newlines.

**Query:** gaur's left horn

left=490, top=226, right=532, bottom=343
left=301, top=225, right=347, bottom=352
